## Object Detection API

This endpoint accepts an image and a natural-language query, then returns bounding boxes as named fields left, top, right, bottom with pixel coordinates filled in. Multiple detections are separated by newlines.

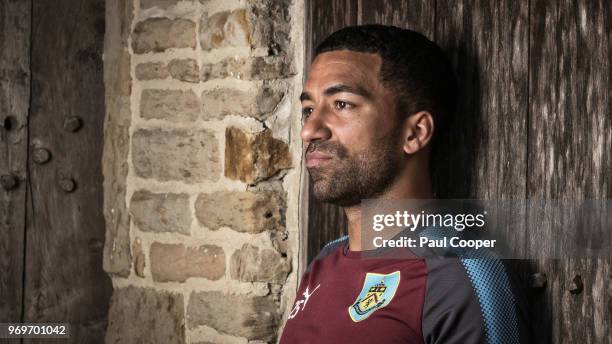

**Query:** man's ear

left=402, top=111, right=434, bottom=155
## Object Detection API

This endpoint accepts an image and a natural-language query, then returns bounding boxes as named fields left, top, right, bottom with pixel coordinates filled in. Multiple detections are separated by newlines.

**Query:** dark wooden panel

left=434, top=5, right=530, bottom=311
left=305, top=0, right=358, bottom=262
left=23, top=0, right=111, bottom=343
left=0, top=0, right=30, bottom=334
left=528, top=0, right=611, bottom=342
left=309, top=0, right=359, bottom=51
left=359, top=0, right=435, bottom=39
left=434, top=0, right=529, bottom=200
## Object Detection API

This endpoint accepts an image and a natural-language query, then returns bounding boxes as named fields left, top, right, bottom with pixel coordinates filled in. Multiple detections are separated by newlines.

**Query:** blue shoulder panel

left=323, top=235, right=349, bottom=248
left=420, top=227, right=523, bottom=344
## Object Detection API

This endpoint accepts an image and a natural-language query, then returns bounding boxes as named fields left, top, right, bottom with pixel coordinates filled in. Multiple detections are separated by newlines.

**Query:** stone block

left=200, top=56, right=292, bottom=81
left=129, top=190, right=191, bottom=234
left=150, top=242, right=225, bottom=282
left=225, top=127, right=291, bottom=184
left=131, top=128, right=221, bottom=183
left=136, top=62, right=169, bottom=80
left=194, top=190, right=285, bottom=233
left=230, top=244, right=290, bottom=283
left=199, top=10, right=250, bottom=51
left=106, top=286, right=185, bottom=343
left=140, top=89, right=200, bottom=122
left=141, top=0, right=178, bottom=9
left=132, top=18, right=196, bottom=54
left=187, top=291, right=279, bottom=341
left=200, top=86, right=283, bottom=120
left=168, top=58, right=199, bottom=83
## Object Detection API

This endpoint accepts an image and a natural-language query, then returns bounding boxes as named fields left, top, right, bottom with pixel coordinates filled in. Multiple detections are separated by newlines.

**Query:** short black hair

left=315, top=24, right=458, bottom=168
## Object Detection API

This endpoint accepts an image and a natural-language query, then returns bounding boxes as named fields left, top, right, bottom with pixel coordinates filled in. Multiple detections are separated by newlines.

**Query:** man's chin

left=312, top=183, right=360, bottom=207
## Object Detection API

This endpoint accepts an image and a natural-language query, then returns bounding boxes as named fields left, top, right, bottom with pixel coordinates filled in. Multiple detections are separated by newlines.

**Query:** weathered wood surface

left=305, top=0, right=358, bottom=263
left=435, top=0, right=530, bottom=266
left=305, top=0, right=611, bottom=342
left=0, top=2, right=30, bottom=340
left=527, top=0, right=611, bottom=342
left=359, top=0, right=435, bottom=39
left=22, top=0, right=111, bottom=343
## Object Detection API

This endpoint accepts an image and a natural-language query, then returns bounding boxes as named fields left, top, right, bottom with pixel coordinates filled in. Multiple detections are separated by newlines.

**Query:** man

left=279, top=25, right=529, bottom=343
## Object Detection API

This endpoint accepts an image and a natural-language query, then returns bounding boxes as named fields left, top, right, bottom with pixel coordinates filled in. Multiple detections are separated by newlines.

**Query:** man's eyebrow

left=299, top=84, right=371, bottom=102
left=299, top=91, right=311, bottom=102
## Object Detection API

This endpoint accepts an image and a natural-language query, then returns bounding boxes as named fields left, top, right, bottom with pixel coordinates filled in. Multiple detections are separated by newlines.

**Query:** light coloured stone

left=132, top=18, right=196, bottom=54
left=201, top=86, right=283, bottom=120
left=140, top=0, right=177, bottom=9
left=129, top=190, right=191, bottom=234
left=131, top=128, right=221, bottom=183
left=132, top=237, right=146, bottom=278
left=140, top=89, right=200, bottom=122
left=199, top=10, right=250, bottom=51
left=200, top=56, right=292, bottom=81
left=230, top=244, right=290, bottom=283
left=103, top=0, right=134, bottom=277
left=194, top=190, right=285, bottom=233
left=198, top=1, right=291, bottom=54
left=246, top=0, right=291, bottom=55
left=225, top=127, right=292, bottom=184
left=168, top=58, right=199, bottom=83
left=106, top=286, right=185, bottom=343
left=150, top=243, right=225, bottom=282
left=187, top=291, right=279, bottom=341
left=135, top=62, right=169, bottom=80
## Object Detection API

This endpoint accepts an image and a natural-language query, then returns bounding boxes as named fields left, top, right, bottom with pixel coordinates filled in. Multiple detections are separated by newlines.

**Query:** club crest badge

left=348, top=271, right=401, bottom=322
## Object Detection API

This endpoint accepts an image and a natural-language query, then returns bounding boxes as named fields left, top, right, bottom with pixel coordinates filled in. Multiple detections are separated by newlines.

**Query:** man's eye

left=302, top=107, right=314, bottom=118
left=334, top=100, right=352, bottom=110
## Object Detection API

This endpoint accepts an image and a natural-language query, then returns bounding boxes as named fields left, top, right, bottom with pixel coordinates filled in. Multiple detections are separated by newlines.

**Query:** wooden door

left=0, top=1, right=111, bottom=343
left=304, top=0, right=611, bottom=342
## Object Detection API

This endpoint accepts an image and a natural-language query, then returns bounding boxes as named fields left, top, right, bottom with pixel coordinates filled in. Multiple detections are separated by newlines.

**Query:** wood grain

left=434, top=0, right=529, bottom=201
left=22, top=1, right=111, bottom=343
left=528, top=0, right=611, bottom=342
left=359, top=0, right=435, bottom=39
left=305, top=0, right=610, bottom=342
left=0, top=1, right=30, bottom=336
left=305, top=0, right=358, bottom=262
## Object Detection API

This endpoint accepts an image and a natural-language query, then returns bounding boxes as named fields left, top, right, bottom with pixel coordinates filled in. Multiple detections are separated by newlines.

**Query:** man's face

left=300, top=50, right=404, bottom=206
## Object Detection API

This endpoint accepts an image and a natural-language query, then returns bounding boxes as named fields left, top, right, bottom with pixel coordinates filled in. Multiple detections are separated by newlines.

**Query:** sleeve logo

left=288, top=283, right=321, bottom=320
left=348, top=271, right=401, bottom=322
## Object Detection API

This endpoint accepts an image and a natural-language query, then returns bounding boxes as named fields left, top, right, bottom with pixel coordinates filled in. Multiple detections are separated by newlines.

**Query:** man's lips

left=306, top=152, right=332, bottom=168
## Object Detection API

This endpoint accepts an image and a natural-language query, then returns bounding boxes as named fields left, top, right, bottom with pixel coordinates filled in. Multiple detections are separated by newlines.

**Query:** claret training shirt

left=279, top=230, right=529, bottom=344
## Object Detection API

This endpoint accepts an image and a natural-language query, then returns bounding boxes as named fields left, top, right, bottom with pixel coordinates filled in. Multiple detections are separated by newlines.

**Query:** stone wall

left=102, top=0, right=304, bottom=342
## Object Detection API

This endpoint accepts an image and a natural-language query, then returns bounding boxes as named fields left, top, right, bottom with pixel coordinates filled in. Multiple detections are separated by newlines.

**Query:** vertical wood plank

left=23, top=0, right=111, bottom=343
left=359, top=0, right=435, bottom=39
left=528, top=0, right=611, bottom=342
left=435, top=0, right=529, bottom=200
left=305, top=0, right=358, bottom=262
left=435, top=1, right=533, bottom=340
left=310, top=0, right=359, bottom=50
left=434, top=4, right=530, bottom=308
left=0, top=0, right=30, bottom=333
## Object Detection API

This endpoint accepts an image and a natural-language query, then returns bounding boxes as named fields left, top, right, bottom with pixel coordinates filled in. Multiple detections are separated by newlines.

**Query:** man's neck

left=344, top=169, right=433, bottom=252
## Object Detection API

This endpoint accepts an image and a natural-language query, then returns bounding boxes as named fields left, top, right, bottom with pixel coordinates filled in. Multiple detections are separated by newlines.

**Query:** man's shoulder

left=297, top=235, right=348, bottom=278
left=310, top=235, right=348, bottom=264
left=422, top=255, right=529, bottom=343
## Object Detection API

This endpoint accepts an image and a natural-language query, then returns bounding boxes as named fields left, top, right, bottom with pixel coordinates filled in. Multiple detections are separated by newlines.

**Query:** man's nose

left=300, top=107, right=331, bottom=143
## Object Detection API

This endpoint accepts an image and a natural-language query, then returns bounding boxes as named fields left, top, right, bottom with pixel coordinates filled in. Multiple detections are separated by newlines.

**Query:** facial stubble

left=307, top=125, right=403, bottom=207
